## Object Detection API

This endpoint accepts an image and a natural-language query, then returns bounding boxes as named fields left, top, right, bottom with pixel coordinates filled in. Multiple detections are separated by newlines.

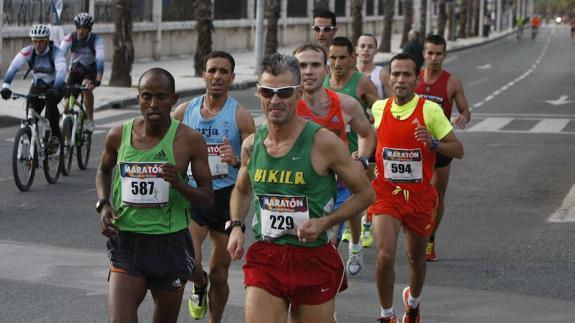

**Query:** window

left=214, top=0, right=248, bottom=20
left=334, top=0, right=346, bottom=17
left=366, top=0, right=375, bottom=16
left=287, top=0, right=307, bottom=18
left=163, top=0, right=195, bottom=21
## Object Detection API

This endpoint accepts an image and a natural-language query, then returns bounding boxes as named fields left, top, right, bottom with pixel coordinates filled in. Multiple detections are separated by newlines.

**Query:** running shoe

left=377, top=315, right=398, bottom=323
left=402, top=287, right=420, bottom=323
left=85, top=120, right=94, bottom=132
left=361, top=225, right=373, bottom=248
left=188, top=271, right=208, bottom=320
left=346, top=249, right=363, bottom=275
left=425, top=241, right=437, bottom=261
left=341, top=226, right=351, bottom=243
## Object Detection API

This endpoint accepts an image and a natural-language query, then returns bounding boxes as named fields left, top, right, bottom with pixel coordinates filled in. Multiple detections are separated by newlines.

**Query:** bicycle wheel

left=43, top=135, right=62, bottom=184
left=61, top=117, right=74, bottom=176
left=77, top=127, right=91, bottom=170
left=12, top=127, right=37, bottom=192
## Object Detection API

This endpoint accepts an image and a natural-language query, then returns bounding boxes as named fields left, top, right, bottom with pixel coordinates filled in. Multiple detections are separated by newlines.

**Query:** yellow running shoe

left=188, top=272, right=208, bottom=320
left=361, top=225, right=373, bottom=248
left=341, top=226, right=351, bottom=243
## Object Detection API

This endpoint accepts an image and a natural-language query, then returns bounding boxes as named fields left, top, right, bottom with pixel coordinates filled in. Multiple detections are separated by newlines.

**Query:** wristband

left=225, top=220, right=245, bottom=236
left=430, top=138, right=439, bottom=150
left=232, top=157, right=241, bottom=169
left=94, top=80, right=101, bottom=87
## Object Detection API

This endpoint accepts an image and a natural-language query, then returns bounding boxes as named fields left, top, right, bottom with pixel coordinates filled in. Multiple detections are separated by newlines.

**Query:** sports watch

left=225, top=220, right=245, bottom=235
left=96, top=199, right=110, bottom=213
left=356, top=156, right=369, bottom=170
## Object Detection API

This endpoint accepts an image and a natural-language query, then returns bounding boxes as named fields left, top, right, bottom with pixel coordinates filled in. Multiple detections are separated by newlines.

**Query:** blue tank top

left=182, top=95, right=241, bottom=190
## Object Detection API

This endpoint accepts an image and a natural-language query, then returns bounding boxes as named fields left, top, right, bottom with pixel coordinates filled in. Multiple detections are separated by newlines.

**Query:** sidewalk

left=0, top=30, right=512, bottom=126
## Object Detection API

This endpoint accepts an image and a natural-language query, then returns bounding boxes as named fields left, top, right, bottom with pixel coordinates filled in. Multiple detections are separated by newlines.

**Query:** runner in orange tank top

left=416, top=34, right=471, bottom=261
left=370, top=53, right=464, bottom=322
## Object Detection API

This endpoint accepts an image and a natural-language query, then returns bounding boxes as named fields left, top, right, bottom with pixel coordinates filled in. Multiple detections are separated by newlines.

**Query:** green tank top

left=112, top=119, right=190, bottom=234
left=323, top=71, right=365, bottom=153
left=248, top=121, right=337, bottom=247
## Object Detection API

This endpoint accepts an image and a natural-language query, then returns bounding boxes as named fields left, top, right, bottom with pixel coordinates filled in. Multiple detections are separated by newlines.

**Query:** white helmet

left=74, top=12, right=94, bottom=29
left=29, top=24, right=50, bottom=39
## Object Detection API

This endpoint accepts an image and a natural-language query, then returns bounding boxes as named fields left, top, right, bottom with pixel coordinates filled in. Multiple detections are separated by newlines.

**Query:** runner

left=312, top=9, right=338, bottom=52
left=293, top=43, right=376, bottom=275
left=227, top=53, right=374, bottom=323
left=415, top=34, right=471, bottom=261
left=325, top=36, right=380, bottom=263
left=96, top=68, right=214, bottom=323
left=59, top=12, right=105, bottom=131
left=173, top=51, right=255, bottom=322
left=370, top=53, right=464, bottom=322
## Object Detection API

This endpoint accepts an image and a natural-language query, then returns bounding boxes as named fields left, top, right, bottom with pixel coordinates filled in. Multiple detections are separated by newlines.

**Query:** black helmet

left=74, top=12, right=94, bottom=29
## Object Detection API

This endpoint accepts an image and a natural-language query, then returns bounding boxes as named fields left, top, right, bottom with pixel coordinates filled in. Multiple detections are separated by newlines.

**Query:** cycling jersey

left=60, top=32, right=105, bottom=74
left=2, top=45, right=66, bottom=89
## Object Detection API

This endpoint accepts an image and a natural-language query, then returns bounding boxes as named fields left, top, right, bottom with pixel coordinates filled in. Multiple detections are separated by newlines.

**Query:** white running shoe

left=85, top=120, right=94, bottom=132
left=346, top=250, right=363, bottom=275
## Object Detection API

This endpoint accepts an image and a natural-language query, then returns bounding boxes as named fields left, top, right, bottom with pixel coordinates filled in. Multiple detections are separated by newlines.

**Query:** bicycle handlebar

left=11, top=92, right=46, bottom=100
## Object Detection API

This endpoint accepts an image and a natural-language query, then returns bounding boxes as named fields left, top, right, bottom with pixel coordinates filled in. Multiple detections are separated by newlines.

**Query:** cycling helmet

left=29, top=24, right=50, bottom=39
left=74, top=12, right=94, bottom=29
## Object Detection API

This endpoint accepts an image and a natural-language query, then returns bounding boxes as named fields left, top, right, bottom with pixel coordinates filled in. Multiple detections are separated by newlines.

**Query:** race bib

left=187, top=144, right=228, bottom=180
left=382, top=148, right=423, bottom=183
left=257, top=194, right=310, bottom=239
left=120, top=162, right=169, bottom=208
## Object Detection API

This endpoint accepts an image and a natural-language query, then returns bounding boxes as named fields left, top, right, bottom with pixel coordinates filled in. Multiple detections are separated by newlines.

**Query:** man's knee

left=376, top=248, right=395, bottom=270
left=209, top=263, right=230, bottom=287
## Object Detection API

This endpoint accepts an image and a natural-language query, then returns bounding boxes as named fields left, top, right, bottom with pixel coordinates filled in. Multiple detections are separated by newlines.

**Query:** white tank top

left=368, top=65, right=385, bottom=98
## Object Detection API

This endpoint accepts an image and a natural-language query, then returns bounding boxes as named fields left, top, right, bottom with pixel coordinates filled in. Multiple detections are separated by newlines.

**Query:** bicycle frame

left=63, top=86, right=88, bottom=148
left=14, top=93, right=48, bottom=161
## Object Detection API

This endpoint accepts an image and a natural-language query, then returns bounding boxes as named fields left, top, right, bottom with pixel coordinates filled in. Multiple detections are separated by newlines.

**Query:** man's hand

left=453, top=114, right=468, bottom=129
left=297, top=218, right=326, bottom=243
left=414, top=124, right=433, bottom=147
left=100, top=206, right=118, bottom=238
left=82, top=79, right=96, bottom=91
left=227, top=228, right=245, bottom=260
left=160, top=163, right=181, bottom=186
left=220, top=137, right=238, bottom=166
left=0, top=88, right=12, bottom=100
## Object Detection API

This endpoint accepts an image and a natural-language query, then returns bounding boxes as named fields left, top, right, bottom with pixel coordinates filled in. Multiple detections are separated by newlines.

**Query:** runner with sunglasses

left=293, top=43, right=376, bottom=277
left=312, top=9, right=338, bottom=52
left=227, top=53, right=374, bottom=323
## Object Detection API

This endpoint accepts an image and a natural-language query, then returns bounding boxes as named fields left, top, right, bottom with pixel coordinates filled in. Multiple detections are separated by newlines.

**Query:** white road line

left=548, top=183, right=575, bottom=222
left=467, top=117, right=514, bottom=132
left=530, top=119, right=570, bottom=133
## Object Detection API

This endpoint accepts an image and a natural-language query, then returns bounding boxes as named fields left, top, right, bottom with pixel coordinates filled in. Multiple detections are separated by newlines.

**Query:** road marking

left=548, top=183, right=575, bottom=222
left=476, top=63, right=492, bottom=70
left=466, top=117, right=513, bottom=132
left=530, top=119, right=570, bottom=133
left=544, top=95, right=573, bottom=106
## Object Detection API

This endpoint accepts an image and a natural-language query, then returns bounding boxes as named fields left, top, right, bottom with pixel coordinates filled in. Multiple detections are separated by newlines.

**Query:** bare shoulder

left=176, top=122, right=204, bottom=145
left=235, top=103, right=256, bottom=128
left=104, top=124, right=123, bottom=149
left=172, top=100, right=190, bottom=121
left=313, top=127, right=345, bottom=153
left=337, top=92, right=360, bottom=108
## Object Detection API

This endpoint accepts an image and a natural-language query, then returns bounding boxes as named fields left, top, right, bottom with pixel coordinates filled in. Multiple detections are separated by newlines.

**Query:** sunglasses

left=312, top=25, right=335, bottom=33
left=257, top=85, right=300, bottom=99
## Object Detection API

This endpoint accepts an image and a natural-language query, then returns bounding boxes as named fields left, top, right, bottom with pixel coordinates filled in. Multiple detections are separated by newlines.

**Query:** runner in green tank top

left=96, top=68, right=214, bottom=323
left=226, top=53, right=374, bottom=323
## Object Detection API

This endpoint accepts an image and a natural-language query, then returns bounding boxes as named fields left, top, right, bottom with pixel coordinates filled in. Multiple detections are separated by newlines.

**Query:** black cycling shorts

left=66, top=63, right=97, bottom=85
left=434, top=152, right=453, bottom=168
left=190, top=185, right=233, bottom=233
left=107, top=229, right=194, bottom=291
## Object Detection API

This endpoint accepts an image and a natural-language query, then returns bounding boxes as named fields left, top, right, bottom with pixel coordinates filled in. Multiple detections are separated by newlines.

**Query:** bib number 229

left=269, top=214, right=295, bottom=230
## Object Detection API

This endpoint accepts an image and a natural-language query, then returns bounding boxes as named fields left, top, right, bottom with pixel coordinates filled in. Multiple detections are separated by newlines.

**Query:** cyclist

left=516, top=16, right=525, bottom=41
left=1, top=24, right=66, bottom=141
left=60, top=12, right=105, bottom=131
left=531, top=15, right=541, bottom=40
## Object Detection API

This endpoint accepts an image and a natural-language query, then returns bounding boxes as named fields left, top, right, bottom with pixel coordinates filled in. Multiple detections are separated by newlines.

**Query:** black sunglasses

left=312, top=25, right=335, bottom=33
left=257, top=85, right=300, bottom=99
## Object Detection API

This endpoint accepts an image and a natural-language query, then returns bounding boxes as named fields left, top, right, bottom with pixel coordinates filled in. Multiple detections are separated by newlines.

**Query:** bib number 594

left=131, top=181, right=155, bottom=195
left=391, top=163, right=412, bottom=174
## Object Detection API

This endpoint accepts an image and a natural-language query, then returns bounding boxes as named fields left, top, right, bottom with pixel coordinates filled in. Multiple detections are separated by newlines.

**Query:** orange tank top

left=373, top=97, right=436, bottom=194
left=297, top=88, right=347, bottom=142
left=416, top=69, right=453, bottom=118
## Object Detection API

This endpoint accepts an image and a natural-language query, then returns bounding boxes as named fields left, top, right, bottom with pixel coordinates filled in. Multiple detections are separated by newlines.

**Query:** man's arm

left=172, top=101, right=189, bottom=121
left=358, top=75, right=381, bottom=108
left=227, top=134, right=255, bottom=260
left=379, top=69, right=394, bottom=98
left=220, top=103, right=256, bottom=167
left=297, top=129, right=375, bottom=242
left=95, top=126, right=122, bottom=238
left=450, top=75, right=471, bottom=129
left=340, top=93, right=376, bottom=159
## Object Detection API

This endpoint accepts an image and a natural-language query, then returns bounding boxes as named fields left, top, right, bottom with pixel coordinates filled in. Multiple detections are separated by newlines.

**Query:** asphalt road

left=0, top=26, right=574, bottom=322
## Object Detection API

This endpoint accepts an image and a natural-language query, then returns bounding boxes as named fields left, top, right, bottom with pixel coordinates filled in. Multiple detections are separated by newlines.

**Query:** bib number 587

left=131, top=181, right=155, bottom=195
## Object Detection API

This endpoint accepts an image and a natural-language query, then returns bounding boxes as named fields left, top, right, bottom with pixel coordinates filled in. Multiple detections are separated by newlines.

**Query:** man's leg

left=107, top=272, right=148, bottom=323
left=404, top=229, right=429, bottom=299
left=373, top=214, right=401, bottom=310
left=83, top=88, right=94, bottom=121
left=206, top=229, right=232, bottom=323
left=290, top=299, right=336, bottom=323
left=245, top=286, right=289, bottom=323
left=431, top=163, right=451, bottom=235
left=150, top=286, right=186, bottom=323
left=188, top=220, right=209, bottom=318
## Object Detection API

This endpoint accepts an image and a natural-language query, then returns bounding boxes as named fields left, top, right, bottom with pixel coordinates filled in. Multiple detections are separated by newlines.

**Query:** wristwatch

left=430, top=138, right=439, bottom=150
left=356, top=156, right=369, bottom=170
left=96, top=199, right=110, bottom=213
left=225, top=220, right=245, bottom=235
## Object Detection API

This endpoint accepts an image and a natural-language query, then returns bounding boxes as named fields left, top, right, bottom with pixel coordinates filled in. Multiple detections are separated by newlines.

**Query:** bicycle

left=531, top=26, right=538, bottom=41
left=60, top=84, right=92, bottom=175
left=11, top=92, right=63, bottom=191
left=516, top=26, right=524, bottom=41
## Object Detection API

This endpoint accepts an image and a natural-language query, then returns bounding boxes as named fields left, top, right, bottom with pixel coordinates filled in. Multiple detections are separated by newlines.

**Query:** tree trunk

left=420, top=0, right=427, bottom=38
left=313, top=0, right=330, bottom=12
left=194, top=0, right=213, bottom=77
left=351, top=0, right=364, bottom=45
left=379, top=0, right=395, bottom=52
left=437, top=0, right=447, bottom=37
left=446, top=1, right=455, bottom=40
left=466, top=0, right=474, bottom=36
left=400, top=0, right=413, bottom=48
left=471, top=0, right=479, bottom=36
left=109, top=0, right=134, bottom=87
left=265, top=0, right=281, bottom=56
left=459, top=0, right=468, bottom=38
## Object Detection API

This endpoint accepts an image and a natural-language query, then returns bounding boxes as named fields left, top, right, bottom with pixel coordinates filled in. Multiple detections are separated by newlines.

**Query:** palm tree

left=420, top=0, right=427, bottom=38
left=459, top=0, right=468, bottom=38
left=437, top=0, right=447, bottom=37
left=109, top=0, right=134, bottom=86
left=446, top=0, right=456, bottom=40
left=351, top=0, right=364, bottom=44
left=379, top=0, right=394, bottom=52
left=265, top=0, right=281, bottom=56
left=194, top=0, right=213, bottom=77
left=314, top=0, right=330, bottom=11
left=401, top=0, right=414, bottom=48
